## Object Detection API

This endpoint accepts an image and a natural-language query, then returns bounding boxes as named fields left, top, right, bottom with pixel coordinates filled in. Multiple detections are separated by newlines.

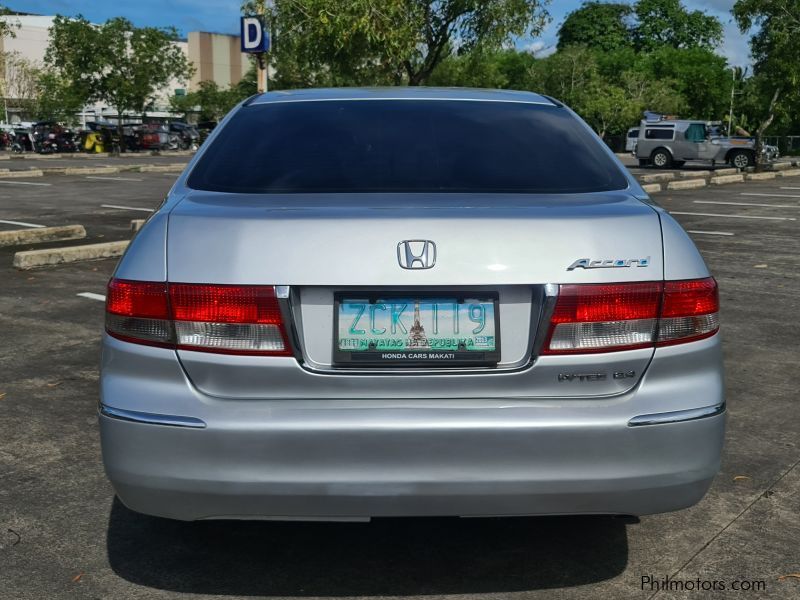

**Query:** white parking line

left=670, top=211, right=796, bottom=221
left=86, top=176, right=144, bottom=182
left=100, top=204, right=155, bottom=213
left=0, top=219, right=45, bottom=228
left=77, top=292, right=106, bottom=302
left=741, top=192, right=800, bottom=199
left=687, top=230, right=735, bottom=236
left=0, top=180, right=52, bottom=186
left=695, top=200, right=799, bottom=209
left=780, top=187, right=800, bottom=190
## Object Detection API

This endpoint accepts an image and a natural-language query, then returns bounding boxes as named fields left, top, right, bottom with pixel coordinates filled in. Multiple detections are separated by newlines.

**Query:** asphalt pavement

left=0, top=169, right=798, bottom=600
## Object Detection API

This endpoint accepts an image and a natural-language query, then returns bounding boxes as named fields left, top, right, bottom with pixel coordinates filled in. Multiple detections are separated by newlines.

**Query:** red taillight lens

left=105, top=279, right=291, bottom=356
left=106, top=279, right=168, bottom=318
left=657, top=278, right=719, bottom=346
left=169, top=284, right=290, bottom=355
left=542, top=278, right=719, bottom=355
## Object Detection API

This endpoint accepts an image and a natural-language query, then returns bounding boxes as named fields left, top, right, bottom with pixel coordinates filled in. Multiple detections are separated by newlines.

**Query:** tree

left=428, top=48, right=536, bottom=89
left=734, top=0, right=800, bottom=167
left=635, top=0, right=722, bottom=51
left=245, top=0, right=549, bottom=87
left=0, top=4, right=19, bottom=39
left=557, top=2, right=634, bottom=52
left=45, top=16, right=192, bottom=140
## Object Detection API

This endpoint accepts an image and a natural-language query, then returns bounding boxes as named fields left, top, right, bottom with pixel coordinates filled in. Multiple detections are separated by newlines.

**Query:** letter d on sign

left=241, top=16, right=270, bottom=53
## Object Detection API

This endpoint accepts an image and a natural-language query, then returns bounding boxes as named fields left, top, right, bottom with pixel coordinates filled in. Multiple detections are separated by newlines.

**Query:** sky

left=11, top=0, right=752, bottom=67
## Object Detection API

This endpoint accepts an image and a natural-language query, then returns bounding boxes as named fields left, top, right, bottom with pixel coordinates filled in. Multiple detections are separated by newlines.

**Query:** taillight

left=105, top=279, right=291, bottom=356
left=542, top=278, right=718, bottom=355
left=657, top=278, right=719, bottom=346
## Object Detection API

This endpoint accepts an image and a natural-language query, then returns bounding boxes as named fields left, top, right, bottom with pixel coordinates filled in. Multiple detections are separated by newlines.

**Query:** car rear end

left=99, top=89, right=725, bottom=521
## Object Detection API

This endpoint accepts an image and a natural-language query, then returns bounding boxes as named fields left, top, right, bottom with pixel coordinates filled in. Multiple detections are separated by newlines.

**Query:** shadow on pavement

left=107, top=498, right=630, bottom=596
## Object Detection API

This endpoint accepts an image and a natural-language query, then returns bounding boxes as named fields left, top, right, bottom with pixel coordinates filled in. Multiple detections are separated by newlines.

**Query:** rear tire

left=729, top=150, right=752, bottom=169
left=651, top=149, right=672, bottom=169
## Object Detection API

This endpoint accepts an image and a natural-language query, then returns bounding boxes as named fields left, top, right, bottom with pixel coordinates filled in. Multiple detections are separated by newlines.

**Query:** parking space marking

left=670, top=211, right=796, bottom=221
left=780, top=187, right=800, bottom=190
left=0, top=219, right=45, bottom=228
left=741, top=192, right=800, bottom=199
left=695, top=200, right=799, bottom=209
left=86, top=176, right=144, bottom=182
left=100, top=204, right=155, bottom=213
left=0, top=180, right=52, bottom=186
left=77, top=292, right=106, bottom=302
left=687, top=230, right=735, bottom=236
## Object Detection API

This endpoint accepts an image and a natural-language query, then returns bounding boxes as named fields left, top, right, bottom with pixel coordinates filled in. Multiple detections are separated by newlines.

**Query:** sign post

left=240, top=16, right=271, bottom=93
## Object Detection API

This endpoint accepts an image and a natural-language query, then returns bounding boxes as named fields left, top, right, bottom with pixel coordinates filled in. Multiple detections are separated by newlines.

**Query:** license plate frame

left=332, top=292, right=501, bottom=367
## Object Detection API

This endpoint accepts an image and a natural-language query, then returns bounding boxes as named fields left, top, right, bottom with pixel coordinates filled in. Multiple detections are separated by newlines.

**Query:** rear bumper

left=100, top=403, right=724, bottom=521
left=100, top=334, right=726, bottom=521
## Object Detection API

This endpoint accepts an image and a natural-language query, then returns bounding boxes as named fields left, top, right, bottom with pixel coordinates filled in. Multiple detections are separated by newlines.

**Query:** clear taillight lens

left=105, top=279, right=291, bottom=356
left=542, top=278, right=719, bottom=355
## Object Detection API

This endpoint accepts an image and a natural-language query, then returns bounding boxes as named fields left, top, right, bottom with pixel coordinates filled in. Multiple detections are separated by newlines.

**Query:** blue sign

left=240, top=16, right=270, bottom=53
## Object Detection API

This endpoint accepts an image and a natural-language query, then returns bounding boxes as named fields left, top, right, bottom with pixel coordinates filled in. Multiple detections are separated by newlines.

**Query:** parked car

left=625, top=127, right=639, bottom=152
left=168, top=122, right=200, bottom=150
left=100, top=88, right=725, bottom=522
left=138, top=124, right=170, bottom=150
left=633, top=113, right=778, bottom=169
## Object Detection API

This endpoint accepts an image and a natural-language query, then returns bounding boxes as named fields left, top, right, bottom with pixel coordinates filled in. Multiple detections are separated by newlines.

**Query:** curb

left=713, top=168, right=739, bottom=176
left=710, top=174, right=744, bottom=185
left=0, top=169, right=44, bottom=178
left=130, top=219, right=146, bottom=232
left=138, top=164, right=186, bottom=173
left=13, top=240, right=129, bottom=270
left=640, top=172, right=675, bottom=184
left=0, top=224, right=86, bottom=247
left=641, top=183, right=662, bottom=194
left=678, top=170, right=712, bottom=179
left=65, top=166, right=121, bottom=175
left=746, top=172, right=777, bottom=181
left=779, top=169, right=800, bottom=177
left=667, top=179, right=707, bottom=191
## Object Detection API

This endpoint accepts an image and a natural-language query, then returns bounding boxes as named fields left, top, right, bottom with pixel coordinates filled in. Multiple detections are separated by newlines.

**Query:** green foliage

left=634, top=0, right=722, bottom=51
left=246, top=0, right=549, bottom=87
left=0, top=4, right=19, bottom=39
left=733, top=0, right=800, bottom=162
left=45, top=16, right=193, bottom=127
left=558, top=0, right=722, bottom=53
left=427, top=49, right=535, bottom=89
left=557, top=2, right=634, bottom=52
left=170, top=65, right=259, bottom=122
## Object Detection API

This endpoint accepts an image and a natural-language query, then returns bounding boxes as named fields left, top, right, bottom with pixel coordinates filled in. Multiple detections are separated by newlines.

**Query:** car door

left=682, top=123, right=716, bottom=161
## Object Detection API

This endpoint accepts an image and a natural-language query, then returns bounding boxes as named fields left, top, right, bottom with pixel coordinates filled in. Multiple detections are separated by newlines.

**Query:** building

left=0, top=13, right=251, bottom=124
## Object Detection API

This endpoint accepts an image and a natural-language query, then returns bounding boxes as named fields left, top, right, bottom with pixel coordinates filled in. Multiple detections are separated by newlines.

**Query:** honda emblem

left=397, top=240, right=436, bottom=269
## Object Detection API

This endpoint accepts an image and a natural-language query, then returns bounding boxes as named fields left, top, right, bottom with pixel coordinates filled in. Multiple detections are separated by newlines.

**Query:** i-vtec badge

left=567, top=256, right=650, bottom=271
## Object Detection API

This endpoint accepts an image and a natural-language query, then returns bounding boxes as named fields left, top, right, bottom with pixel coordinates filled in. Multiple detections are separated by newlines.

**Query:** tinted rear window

left=187, top=100, right=628, bottom=194
left=645, top=128, right=674, bottom=140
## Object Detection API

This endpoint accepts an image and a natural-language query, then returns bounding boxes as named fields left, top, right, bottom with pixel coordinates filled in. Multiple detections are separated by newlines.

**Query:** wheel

left=651, top=149, right=672, bottom=169
left=672, top=161, right=685, bottom=168
left=729, top=150, right=752, bottom=169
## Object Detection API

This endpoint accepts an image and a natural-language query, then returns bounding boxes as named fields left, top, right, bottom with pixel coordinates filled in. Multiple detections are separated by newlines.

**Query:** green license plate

left=333, top=294, right=500, bottom=366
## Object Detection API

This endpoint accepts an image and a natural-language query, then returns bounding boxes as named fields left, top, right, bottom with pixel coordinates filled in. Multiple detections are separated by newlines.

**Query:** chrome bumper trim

left=99, top=404, right=206, bottom=429
left=628, top=403, right=725, bottom=427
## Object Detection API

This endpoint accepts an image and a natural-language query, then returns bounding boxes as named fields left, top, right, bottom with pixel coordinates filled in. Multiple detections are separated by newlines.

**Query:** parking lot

left=0, top=168, right=798, bottom=599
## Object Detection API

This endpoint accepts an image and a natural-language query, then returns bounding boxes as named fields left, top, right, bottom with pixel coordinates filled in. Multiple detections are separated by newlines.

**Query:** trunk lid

left=166, top=192, right=662, bottom=286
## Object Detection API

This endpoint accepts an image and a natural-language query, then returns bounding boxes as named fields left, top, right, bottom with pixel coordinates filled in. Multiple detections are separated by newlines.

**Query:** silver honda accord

left=99, top=88, right=725, bottom=521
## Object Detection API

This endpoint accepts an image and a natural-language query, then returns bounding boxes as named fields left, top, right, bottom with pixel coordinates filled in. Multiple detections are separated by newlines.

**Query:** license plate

left=333, top=293, right=500, bottom=366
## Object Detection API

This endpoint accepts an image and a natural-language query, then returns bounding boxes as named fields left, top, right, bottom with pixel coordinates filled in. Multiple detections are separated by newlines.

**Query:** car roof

left=248, top=87, right=558, bottom=107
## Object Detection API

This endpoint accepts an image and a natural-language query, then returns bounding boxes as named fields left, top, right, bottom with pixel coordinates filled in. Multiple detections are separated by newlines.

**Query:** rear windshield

left=187, top=99, right=628, bottom=194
